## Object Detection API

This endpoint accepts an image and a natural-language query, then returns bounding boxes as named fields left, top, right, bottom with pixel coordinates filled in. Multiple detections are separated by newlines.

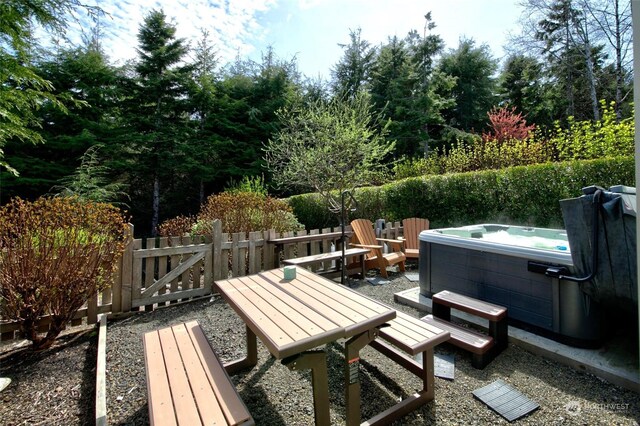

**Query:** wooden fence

left=0, top=220, right=403, bottom=341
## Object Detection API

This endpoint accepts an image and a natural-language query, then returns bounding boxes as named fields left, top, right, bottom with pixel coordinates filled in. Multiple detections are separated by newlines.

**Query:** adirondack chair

left=350, top=219, right=406, bottom=278
left=400, top=217, right=430, bottom=259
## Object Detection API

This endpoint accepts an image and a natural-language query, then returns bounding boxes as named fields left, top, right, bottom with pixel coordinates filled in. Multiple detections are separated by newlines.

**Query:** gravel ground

left=1, top=269, right=639, bottom=425
left=0, top=326, right=98, bottom=426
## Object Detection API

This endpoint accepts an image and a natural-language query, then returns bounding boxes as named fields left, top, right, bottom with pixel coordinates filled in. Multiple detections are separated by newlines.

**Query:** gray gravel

left=105, top=269, right=640, bottom=425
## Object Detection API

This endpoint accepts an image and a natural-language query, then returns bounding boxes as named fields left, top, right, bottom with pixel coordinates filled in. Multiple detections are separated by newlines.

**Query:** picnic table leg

left=422, top=347, right=435, bottom=400
left=344, top=328, right=379, bottom=426
left=282, top=351, right=330, bottom=426
left=224, top=325, right=258, bottom=375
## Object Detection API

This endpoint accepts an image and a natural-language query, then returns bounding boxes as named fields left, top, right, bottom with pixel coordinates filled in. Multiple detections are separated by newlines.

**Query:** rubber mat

left=434, top=353, right=455, bottom=380
left=472, top=379, right=539, bottom=422
left=366, top=276, right=390, bottom=286
left=404, top=272, right=419, bottom=282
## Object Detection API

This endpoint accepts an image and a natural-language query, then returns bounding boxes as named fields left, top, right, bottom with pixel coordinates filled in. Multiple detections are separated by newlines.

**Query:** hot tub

left=419, top=224, right=604, bottom=347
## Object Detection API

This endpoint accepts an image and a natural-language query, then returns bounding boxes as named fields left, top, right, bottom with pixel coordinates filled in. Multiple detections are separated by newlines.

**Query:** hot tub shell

left=419, top=224, right=604, bottom=347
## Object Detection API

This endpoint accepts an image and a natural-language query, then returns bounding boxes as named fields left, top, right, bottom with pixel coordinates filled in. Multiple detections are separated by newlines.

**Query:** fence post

left=212, top=220, right=223, bottom=281
left=265, top=229, right=277, bottom=269
left=120, top=224, right=134, bottom=313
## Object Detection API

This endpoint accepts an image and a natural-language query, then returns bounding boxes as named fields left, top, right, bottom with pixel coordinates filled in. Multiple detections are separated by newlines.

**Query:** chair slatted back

left=402, top=218, right=430, bottom=250
left=350, top=219, right=378, bottom=259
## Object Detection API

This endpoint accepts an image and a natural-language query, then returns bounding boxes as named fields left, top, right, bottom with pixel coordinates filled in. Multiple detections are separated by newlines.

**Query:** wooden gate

left=130, top=237, right=213, bottom=309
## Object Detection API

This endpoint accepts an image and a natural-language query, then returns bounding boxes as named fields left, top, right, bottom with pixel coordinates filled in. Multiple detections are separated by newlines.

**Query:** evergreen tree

left=128, top=9, right=191, bottom=235
left=437, top=38, right=498, bottom=133
left=0, top=0, right=100, bottom=174
left=331, top=28, right=376, bottom=98
left=499, top=54, right=556, bottom=128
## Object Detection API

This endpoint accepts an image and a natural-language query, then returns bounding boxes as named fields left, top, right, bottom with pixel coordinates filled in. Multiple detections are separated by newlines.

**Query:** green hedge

left=287, top=156, right=635, bottom=229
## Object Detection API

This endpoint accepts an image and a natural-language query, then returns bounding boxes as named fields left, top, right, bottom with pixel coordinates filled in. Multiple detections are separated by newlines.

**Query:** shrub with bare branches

left=196, top=192, right=303, bottom=235
left=0, top=197, right=128, bottom=350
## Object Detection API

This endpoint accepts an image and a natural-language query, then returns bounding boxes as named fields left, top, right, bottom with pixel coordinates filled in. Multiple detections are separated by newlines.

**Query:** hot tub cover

left=560, top=185, right=637, bottom=315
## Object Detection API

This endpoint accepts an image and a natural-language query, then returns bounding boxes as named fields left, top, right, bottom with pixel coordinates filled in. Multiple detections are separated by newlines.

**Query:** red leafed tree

left=482, top=106, right=535, bottom=143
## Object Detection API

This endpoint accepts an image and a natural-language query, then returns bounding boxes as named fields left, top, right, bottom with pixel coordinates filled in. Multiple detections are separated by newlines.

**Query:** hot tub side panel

left=419, top=241, right=555, bottom=331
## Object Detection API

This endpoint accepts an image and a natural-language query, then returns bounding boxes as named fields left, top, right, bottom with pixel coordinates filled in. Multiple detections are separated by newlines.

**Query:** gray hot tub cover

left=560, top=185, right=637, bottom=315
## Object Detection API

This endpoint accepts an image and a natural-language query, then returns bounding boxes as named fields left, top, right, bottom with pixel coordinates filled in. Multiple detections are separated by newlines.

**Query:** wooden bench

left=282, top=248, right=370, bottom=277
left=367, top=311, right=450, bottom=423
left=143, top=321, right=254, bottom=426
left=422, top=290, right=508, bottom=369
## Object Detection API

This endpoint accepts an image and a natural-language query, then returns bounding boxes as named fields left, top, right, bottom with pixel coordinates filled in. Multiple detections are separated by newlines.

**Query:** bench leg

left=422, top=347, right=435, bottom=400
left=282, top=351, right=330, bottom=426
left=224, top=325, right=258, bottom=375
left=344, top=328, right=379, bottom=426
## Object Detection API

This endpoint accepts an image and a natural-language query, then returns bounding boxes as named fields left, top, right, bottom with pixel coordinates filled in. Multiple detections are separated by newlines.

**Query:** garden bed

left=1, top=271, right=639, bottom=425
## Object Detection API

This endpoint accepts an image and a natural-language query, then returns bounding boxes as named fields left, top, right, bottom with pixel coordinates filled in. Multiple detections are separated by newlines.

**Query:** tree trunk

left=614, top=0, right=623, bottom=119
left=583, top=38, right=600, bottom=121
left=199, top=179, right=205, bottom=206
left=151, top=174, right=160, bottom=236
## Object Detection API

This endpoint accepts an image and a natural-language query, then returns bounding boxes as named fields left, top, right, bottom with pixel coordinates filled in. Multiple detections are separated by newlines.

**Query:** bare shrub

left=0, top=197, right=128, bottom=350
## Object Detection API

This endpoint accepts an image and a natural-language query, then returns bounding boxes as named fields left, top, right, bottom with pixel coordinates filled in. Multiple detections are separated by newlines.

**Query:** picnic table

left=214, top=267, right=447, bottom=425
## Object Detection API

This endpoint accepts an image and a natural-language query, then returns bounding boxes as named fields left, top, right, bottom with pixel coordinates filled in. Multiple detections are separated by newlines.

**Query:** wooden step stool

left=422, top=290, right=507, bottom=369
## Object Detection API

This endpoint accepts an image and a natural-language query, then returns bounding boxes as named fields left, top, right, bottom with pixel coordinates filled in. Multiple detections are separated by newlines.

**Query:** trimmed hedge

left=287, top=156, right=635, bottom=229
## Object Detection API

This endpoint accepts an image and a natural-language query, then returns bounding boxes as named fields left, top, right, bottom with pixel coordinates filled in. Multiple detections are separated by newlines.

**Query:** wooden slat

left=120, top=224, right=134, bottom=312
left=260, top=269, right=394, bottom=337
left=232, top=233, right=240, bottom=277
left=169, top=237, right=181, bottom=304
left=309, top=229, right=319, bottom=272
left=96, top=315, right=107, bottom=426
left=131, top=239, right=143, bottom=311
left=141, top=252, right=205, bottom=298
left=133, top=288, right=209, bottom=308
left=185, top=322, right=254, bottom=425
left=157, top=327, right=203, bottom=426
left=248, top=232, right=258, bottom=274
left=145, top=237, right=156, bottom=311
left=222, top=233, right=230, bottom=279
left=143, top=331, right=178, bottom=426
left=180, top=236, right=194, bottom=300
left=402, top=218, right=429, bottom=252
left=203, top=240, right=213, bottom=293
left=171, top=323, right=227, bottom=425
left=215, top=275, right=343, bottom=358
left=134, top=244, right=210, bottom=258
left=321, top=227, right=332, bottom=271
left=157, top=238, right=169, bottom=307
left=213, top=220, right=223, bottom=281
left=378, top=312, right=449, bottom=355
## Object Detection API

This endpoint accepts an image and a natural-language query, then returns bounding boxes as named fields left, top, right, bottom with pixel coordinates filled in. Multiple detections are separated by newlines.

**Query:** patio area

left=1, top=268, right=638, bottom=425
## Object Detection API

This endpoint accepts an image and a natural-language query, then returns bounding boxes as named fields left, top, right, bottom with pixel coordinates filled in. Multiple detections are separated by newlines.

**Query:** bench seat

left=282, top=248, right=369, bottom=277
left=143, top=321, right=254, bottom=426
left=422, top=314, right=494, bottom=354
left=365, top=311, right=449, bottom=423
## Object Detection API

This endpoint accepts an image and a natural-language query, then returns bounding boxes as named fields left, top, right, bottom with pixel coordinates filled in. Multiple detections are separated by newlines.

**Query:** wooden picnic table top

left=214, top=268, right=395, bottom=359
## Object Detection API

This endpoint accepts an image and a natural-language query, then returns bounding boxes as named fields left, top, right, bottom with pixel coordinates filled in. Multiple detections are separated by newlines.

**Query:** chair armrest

left=350, top=243, right=383, bottom=250
left=377, top=238, right=405, bottom=246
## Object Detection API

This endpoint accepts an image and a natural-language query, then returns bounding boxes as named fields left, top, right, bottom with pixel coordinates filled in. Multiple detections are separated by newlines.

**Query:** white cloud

left=65, top=0, right=277, bottom=66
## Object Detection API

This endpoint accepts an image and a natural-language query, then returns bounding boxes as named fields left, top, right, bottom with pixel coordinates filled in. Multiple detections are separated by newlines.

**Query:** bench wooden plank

left=432, top=290, right=507, bottom=321
left=378, top=312, right=450, bottom=355
left=143, top=331, right=178, bottom=426
left=282, top=248, right=370, bottom=267
left=157, top=327, right=203, bottom=426
left=185, top=322, right=254, bottom=426
left=144, top=322, right=255, bottom=426
left=171, top=323, right=227, bottom=425
left=421, top=315, right=494, bottom=355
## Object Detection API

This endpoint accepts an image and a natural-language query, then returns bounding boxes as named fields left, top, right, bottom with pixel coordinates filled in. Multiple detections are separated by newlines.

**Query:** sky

left=70, top=0, right=525, bottom=79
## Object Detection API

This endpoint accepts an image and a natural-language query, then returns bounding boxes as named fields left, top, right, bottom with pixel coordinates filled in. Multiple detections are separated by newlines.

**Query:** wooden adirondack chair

left=350, top=219, right=406, bottom=278
left=400, top=217, right=430, bottom=259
